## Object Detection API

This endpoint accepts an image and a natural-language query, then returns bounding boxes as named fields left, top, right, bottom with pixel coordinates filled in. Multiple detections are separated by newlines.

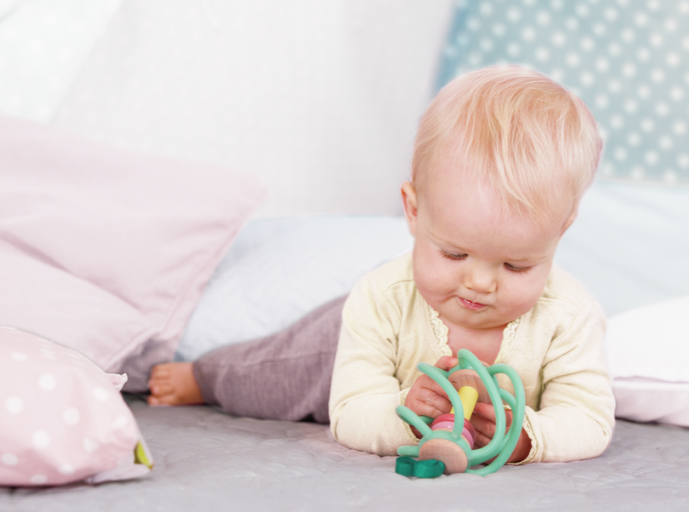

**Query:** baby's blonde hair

left=412, top=65, right=602, bottom=227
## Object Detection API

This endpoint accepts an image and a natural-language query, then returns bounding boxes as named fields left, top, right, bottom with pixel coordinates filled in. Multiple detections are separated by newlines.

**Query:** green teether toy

left=395, top=348, right=525, bottom=478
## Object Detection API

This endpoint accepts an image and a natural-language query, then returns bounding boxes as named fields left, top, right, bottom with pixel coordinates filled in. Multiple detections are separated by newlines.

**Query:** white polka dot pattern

left=439, top=0, right=689, bottom=183
left=82, top=438, right=100, bottom=454
left=29, top=474, right=47, bottom=485
left=92, top=387, right=109, bottom=401
left=5, top=396, right=23, bottom=415
left=38, top=373, right=56, bottom=391
left=11, top=352, right=27, bottom=362
left=32, top=431, right=50, bottom=450
left=58, top=464, right=74, bottom=475
left=63, top=407, right=80, bottom=425
left=112, top=416, right=129, bottom=430
left=0, top=326, right=146, bottom=486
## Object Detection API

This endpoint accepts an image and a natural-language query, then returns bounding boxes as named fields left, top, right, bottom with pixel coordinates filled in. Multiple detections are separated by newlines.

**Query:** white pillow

left=552, top=180, right=689, bottom=425
left=555, top=180, right=689, bottom=317
left=176, top=215, right=414, bottom=361
left=606, top=296, right=689, bottom=427
left=612, top=379, right=689, bottom=427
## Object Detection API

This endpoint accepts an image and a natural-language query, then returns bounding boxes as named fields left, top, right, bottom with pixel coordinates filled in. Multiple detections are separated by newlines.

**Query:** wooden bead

left=449, top=369, right=491, bottom=403
left=419, top=438, right=468, bottom=475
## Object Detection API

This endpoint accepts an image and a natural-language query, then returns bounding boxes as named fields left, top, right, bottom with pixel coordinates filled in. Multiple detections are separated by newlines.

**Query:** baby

left=149, top=66, right=615, bottom=465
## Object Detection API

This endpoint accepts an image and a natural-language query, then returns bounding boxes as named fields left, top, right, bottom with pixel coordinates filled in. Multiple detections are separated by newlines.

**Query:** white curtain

left=53, top=0, right=454, bottom=217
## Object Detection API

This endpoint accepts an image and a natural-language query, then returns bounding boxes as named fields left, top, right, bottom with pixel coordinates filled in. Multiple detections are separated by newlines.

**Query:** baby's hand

left=404, top=356, right=459, bottom=428
left=470, top=402, right=532, bottom=463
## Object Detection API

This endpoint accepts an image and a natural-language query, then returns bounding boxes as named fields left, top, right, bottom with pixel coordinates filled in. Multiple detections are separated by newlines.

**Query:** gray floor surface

left=1, top=394, right=688, bottom=511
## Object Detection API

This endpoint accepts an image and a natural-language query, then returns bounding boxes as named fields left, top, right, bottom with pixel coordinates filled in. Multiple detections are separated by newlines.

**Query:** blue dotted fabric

left=438, top=0, right=689, bottom=184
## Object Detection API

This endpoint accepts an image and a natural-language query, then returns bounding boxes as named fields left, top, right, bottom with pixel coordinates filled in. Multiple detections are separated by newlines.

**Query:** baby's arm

left=521, top=300, right=615, bottom=463
left=329, top=276, right=417, bottom=456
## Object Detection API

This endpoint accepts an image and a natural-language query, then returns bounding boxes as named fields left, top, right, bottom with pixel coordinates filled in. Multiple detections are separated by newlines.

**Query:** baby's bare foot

left=147, top=362, right=204, bottom=406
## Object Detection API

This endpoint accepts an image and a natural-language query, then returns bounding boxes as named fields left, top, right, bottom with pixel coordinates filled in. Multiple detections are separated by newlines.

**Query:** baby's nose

left=463, top=265, right=496, bottom=293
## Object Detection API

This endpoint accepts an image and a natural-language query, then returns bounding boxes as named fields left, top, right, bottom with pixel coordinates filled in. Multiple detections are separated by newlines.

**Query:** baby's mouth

left=459, top=297, right=486, bottom=311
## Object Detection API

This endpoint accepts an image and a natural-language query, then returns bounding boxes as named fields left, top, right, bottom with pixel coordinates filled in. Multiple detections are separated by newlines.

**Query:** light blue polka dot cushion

left=438, top=0, right=689, bottom=184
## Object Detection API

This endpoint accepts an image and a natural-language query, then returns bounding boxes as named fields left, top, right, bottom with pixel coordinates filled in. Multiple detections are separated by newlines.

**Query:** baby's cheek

left=500, top=276, right=546, bottom=316
left=413, top=255, right=451, bottom=297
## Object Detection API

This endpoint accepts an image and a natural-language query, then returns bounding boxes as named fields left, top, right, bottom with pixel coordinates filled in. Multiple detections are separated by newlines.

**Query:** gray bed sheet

left=2, top=394, right=688, bottom=511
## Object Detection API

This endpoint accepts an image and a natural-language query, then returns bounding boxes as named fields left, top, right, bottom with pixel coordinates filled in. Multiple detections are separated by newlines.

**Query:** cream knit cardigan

left=329, top=252, right=615, bottom=463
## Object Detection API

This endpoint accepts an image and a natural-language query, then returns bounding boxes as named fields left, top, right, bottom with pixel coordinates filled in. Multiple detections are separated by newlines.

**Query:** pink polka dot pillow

left=0, top=326, right=152, bottom=487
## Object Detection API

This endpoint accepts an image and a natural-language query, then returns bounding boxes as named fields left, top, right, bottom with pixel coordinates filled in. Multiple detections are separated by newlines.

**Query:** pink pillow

left=0, top=114, right=267, bottom=390
left=0, top=326, right=152, bottom=487
left=606, top=296, right=689, bottom=427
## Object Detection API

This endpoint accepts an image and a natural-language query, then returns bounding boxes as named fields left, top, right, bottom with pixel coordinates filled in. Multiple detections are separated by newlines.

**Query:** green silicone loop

left=452, top=350, right=507, bottom=467
left=397, top=444, right=420, bottom=458
left=396, top=405, right=434, bottom=439
left=417, top=363, right=466, bottom=432
left=465, top=364, right=525, bottom=476
left=499, top=387, right=517, bottom=411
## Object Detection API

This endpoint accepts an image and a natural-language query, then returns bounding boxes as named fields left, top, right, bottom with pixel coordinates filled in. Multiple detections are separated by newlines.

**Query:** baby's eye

left=441, top=250, right=467, bottom=261
left=504, top=263, right=532, bottom=273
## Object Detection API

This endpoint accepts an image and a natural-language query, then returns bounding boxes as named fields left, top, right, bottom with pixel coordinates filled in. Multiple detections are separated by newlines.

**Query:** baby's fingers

left=424, top=376, right=455, bottom=400
left=472, top=429, right=493, bottom=449
left=470, top=411, right=497, bottom=440
left=407, top=386, right=452, bottom=418
left=418, top=387, right=453, bottom=417
left=473, top=402, right=513, bottom=428
left=434, top=356, right=459, bottom=371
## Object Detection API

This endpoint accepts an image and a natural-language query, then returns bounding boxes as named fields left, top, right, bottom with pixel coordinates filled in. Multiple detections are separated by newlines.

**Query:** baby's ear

left=401, top=181, right=418, bottom=236
left=560, top=206, right=578, bottom=235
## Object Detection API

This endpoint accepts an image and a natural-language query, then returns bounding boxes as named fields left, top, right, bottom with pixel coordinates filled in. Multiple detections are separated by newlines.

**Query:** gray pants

left=192, top=295, right=347, bottom=424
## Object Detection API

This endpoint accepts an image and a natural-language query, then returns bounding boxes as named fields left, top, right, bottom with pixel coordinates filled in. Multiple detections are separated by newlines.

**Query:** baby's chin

left=445, top=309, right=514, bottom=331
left=424, top=293, right=528, bottom=331
left=455, top=301, right=536, bottom=330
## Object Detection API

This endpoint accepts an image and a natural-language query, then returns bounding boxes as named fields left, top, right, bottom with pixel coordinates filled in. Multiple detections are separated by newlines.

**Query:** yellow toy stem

left=459, top=387, right=478, bottom=420
left=450, top=386, right=479, bottom=420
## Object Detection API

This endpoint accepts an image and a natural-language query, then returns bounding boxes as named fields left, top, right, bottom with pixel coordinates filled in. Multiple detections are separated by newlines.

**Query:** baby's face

left=402, top=171, right=571, bottom=332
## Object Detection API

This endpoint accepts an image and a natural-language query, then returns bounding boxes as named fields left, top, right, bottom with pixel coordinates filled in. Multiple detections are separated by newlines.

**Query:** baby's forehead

left=420, top=150, right=577, bottom=228
left=418, top=158, right=490, bottom=202
left=420, top=171, right=572, bottom=239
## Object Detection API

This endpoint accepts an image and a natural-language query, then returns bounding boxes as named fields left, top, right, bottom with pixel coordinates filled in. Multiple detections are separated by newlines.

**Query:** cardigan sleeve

left=518, top=300, right=615, bottom=464
left=328, top=275, right=418, bottom=456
